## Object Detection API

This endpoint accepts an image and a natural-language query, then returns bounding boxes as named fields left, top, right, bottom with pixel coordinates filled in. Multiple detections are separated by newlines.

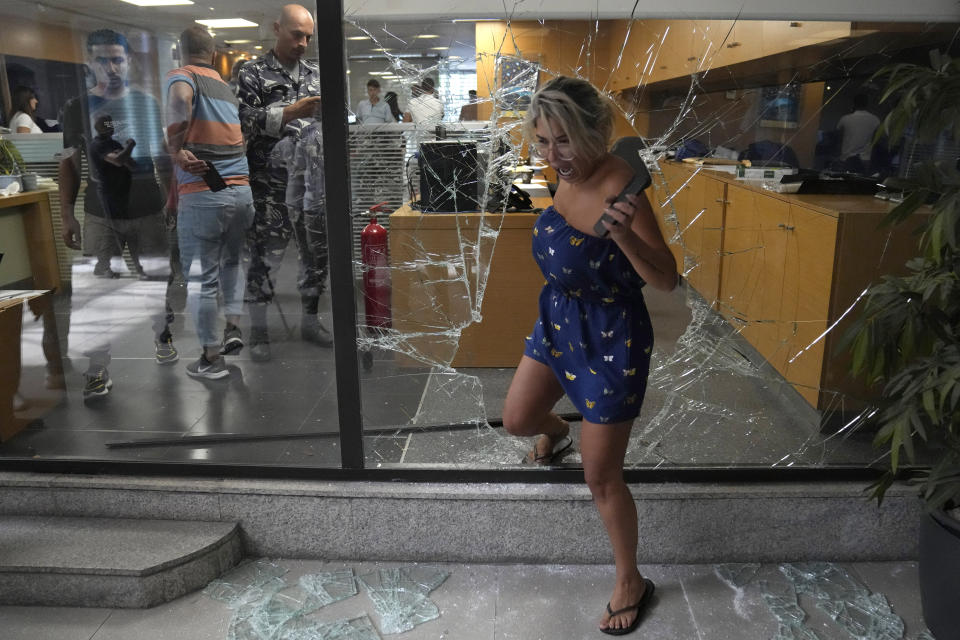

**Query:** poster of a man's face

left=89, top=44, right=129, bottom=92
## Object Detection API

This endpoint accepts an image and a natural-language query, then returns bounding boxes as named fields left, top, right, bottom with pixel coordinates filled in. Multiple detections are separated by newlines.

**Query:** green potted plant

left=846, top=52, right=959, bottom=639
left=0, top=135, right=25, bottom=191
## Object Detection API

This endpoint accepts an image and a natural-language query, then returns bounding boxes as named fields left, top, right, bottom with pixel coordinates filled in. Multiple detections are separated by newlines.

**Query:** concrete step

left=0, top=516, right=242, bottom=608
left=0, top=473, right=923, bottom=565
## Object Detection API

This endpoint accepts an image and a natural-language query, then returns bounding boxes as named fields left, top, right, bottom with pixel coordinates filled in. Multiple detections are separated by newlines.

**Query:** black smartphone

left=594, top=137, right=652, bottom=238
left=202, top=161, right=228, bottom=192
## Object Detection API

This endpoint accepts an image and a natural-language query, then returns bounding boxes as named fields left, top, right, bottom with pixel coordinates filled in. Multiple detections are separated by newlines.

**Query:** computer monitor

left=418, top=140, right=480, bottom=212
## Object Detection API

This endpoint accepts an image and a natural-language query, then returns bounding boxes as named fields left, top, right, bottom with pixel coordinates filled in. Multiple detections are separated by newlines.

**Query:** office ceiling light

left=122, top=0, right=194, bottom=5
left=414, top=34, right=440, bottom=39
left=224, top=39, right=253, bottom=44
left=347, top=36, right=370, bottom=40
left=371, top=48, right=391, bottom=52
left=254, top=45, right=263, bottom=50
left=195, top=18, right=258, bottom=28
left=430, top=46, right=449, bottom=50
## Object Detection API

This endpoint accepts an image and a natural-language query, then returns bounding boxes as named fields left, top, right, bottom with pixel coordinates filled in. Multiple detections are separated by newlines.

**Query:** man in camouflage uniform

left=237, top=3, right=330, bottom=361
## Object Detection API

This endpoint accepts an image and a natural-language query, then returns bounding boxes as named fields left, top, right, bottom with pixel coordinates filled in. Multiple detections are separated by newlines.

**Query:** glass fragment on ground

left=716, top=562, right=932, bottom=640
left=357, top=565, right=450, bottom=634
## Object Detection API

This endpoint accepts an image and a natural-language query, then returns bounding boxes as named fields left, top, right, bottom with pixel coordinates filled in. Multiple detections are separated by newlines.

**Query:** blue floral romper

left=523, top=206, right=653, bottom=424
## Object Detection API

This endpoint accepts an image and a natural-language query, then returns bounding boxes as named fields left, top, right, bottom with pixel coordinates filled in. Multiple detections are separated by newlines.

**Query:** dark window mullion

left=316, top=0, right=364, bottom=470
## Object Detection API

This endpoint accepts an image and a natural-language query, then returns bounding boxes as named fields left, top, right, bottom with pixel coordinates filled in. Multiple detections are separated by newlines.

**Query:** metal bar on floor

left=102, top=412, right=585, bottom=449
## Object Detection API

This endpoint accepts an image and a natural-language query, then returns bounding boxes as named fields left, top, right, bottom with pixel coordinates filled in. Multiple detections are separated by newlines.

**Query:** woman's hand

left=600, top=192, right=640, bottom=241
left=176, top=149, right=208, bottom=175
left=605, top=191, right=679, bottom=291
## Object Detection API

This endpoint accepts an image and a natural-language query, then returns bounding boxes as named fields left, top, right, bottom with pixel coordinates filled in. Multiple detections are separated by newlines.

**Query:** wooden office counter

left=653, top=161, right=923, bottom=410
left=1, top=190, right=62, bottom=440
left=389, top=199, right=550, bottom=368
left=0, top=190, right=61, bottom=291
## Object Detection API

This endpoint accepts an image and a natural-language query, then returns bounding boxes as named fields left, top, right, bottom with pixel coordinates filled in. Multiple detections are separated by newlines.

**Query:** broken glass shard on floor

left=358, top=566, right=450, bottom=634
left=227, top=587, right=325, bottom=640
left=759, top=578, right=809, bottom=627
left=204, top=559, right=289, bottom=607
left=758, top=577, right=822, bottom=640
left=780, top=563, right=905, bottom=640
left=275, top=614, right=382, bottom=640
left=298, top=569, right=358, bottom=606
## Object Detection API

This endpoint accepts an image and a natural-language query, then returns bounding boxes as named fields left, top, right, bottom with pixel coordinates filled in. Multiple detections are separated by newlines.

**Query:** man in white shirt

left=356, top=78, right=392, bottom=124
left=403, top=77, right=444, bottom=125
left=836, top=94, right=880, bottom=172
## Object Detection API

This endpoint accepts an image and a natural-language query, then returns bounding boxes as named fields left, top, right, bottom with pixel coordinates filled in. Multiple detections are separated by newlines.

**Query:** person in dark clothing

left=237, top=3, right=331, bottom=361
left=383, top=91, right=403, bottom=122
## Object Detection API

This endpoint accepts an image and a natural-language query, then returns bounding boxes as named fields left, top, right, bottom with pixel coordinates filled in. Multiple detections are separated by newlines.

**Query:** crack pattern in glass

left=342, top=10, right=956, bottom=471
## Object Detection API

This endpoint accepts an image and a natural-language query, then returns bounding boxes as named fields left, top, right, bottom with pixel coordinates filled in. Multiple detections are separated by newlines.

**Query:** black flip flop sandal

left=600, top=577, right=656, bottom=636
left=522, top=434, right=573, bottom=465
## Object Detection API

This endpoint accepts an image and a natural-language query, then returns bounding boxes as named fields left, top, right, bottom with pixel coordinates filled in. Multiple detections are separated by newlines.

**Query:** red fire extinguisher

left=361, top=206, right=391, bottom=330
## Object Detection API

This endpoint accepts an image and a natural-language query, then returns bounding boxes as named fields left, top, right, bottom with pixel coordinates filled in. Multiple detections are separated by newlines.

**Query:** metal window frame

left=0, top=0, right=895, bottom=487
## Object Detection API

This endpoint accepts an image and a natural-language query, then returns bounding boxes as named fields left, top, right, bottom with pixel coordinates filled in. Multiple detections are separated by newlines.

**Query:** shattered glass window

left=346, top=13, right=958, bottom=469
left=1, top=0, right=955, bottom=471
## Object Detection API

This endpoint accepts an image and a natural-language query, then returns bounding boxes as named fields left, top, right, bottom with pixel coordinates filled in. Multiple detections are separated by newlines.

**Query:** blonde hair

left=524, top=76, right=613, bottom=164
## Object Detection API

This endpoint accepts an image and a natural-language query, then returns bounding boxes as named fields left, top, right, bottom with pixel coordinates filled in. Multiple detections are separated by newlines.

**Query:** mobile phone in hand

left=593, top=173, right=649, bottom=237
left=594, top=137, right=652, bottom=238
left=202, top=161, right=228, bottom=192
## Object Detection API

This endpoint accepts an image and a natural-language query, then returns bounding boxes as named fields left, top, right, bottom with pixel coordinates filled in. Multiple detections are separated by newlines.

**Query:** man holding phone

left=166, top=26, right=254, bottom=379
left=237, top=3, right=331, bottom=361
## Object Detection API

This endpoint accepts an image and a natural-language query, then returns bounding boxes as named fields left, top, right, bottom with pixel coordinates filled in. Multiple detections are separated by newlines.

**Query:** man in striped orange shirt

left=165, top=26, right=254, bottom=380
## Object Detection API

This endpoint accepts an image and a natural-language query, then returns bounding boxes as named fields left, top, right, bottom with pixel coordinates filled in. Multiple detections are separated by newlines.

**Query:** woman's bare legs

left=502, top=356, right=569, bottom=459
left=580, top=420, right=647, bottom=632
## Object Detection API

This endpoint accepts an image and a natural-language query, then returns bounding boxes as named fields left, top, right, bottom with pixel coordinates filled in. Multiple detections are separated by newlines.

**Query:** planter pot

left=21, top=173, right=38, bottom=191
left=919, top=508, right=960, bottom=640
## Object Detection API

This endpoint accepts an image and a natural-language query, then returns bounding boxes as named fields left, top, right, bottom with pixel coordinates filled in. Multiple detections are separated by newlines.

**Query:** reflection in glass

left=1, top=2, right=339, bottom=465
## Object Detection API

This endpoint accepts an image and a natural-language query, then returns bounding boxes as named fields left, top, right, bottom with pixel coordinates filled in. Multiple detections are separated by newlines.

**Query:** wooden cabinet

left=684, top=174, right=726, bottom=305
left=777, top=204, right=838, bottom=406
left=652, top=164, right=725, bottom=306
left=604, top=19, right=850, bottom=90
left=713, top=19, right=765, bottom=68
left=657, top=162, right=922, bottom=410
left=761, top=21, right=850, bottom=58
left=388, top=204, right=546, bottom=368
left=719, top=183, right=791, bottom=367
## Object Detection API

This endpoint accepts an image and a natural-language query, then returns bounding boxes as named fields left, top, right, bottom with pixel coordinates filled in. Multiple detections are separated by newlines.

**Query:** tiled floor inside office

left=0, top=560, right=930, bottom=640
left=4, top=252, right=909, bottom=466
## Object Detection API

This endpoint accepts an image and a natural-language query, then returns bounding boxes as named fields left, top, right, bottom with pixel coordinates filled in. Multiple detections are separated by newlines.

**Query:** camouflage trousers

left=245, top=181, right=329, bottom=306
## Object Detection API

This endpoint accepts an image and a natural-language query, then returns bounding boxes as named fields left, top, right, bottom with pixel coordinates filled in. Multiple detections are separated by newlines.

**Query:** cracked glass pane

left=204, top=559, right=289, bottom=607
left=298, top=570, right=359, bottom=606
left=276, top=615, right=381, bottom=640
left=780, top=563, right=905, bottom=640
left=205, top=564, right=448, bottom=639
left=0, top=0, right=953, bottom=472
left=357, top=566, right=450, bottom=634
left=716, top=562, right=930, bottom=640
left=345, top=10, right=957, bottom=470
left=228, top=587, right=327, bottom=640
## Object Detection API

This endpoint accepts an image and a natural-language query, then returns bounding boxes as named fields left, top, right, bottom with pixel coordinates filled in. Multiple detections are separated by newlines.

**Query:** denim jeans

left=177, top=185, right=255, bottom=348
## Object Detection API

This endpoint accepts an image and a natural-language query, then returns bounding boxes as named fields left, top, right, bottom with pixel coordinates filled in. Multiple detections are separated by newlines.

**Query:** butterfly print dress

left=523, top=206, right=654, bottom=424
